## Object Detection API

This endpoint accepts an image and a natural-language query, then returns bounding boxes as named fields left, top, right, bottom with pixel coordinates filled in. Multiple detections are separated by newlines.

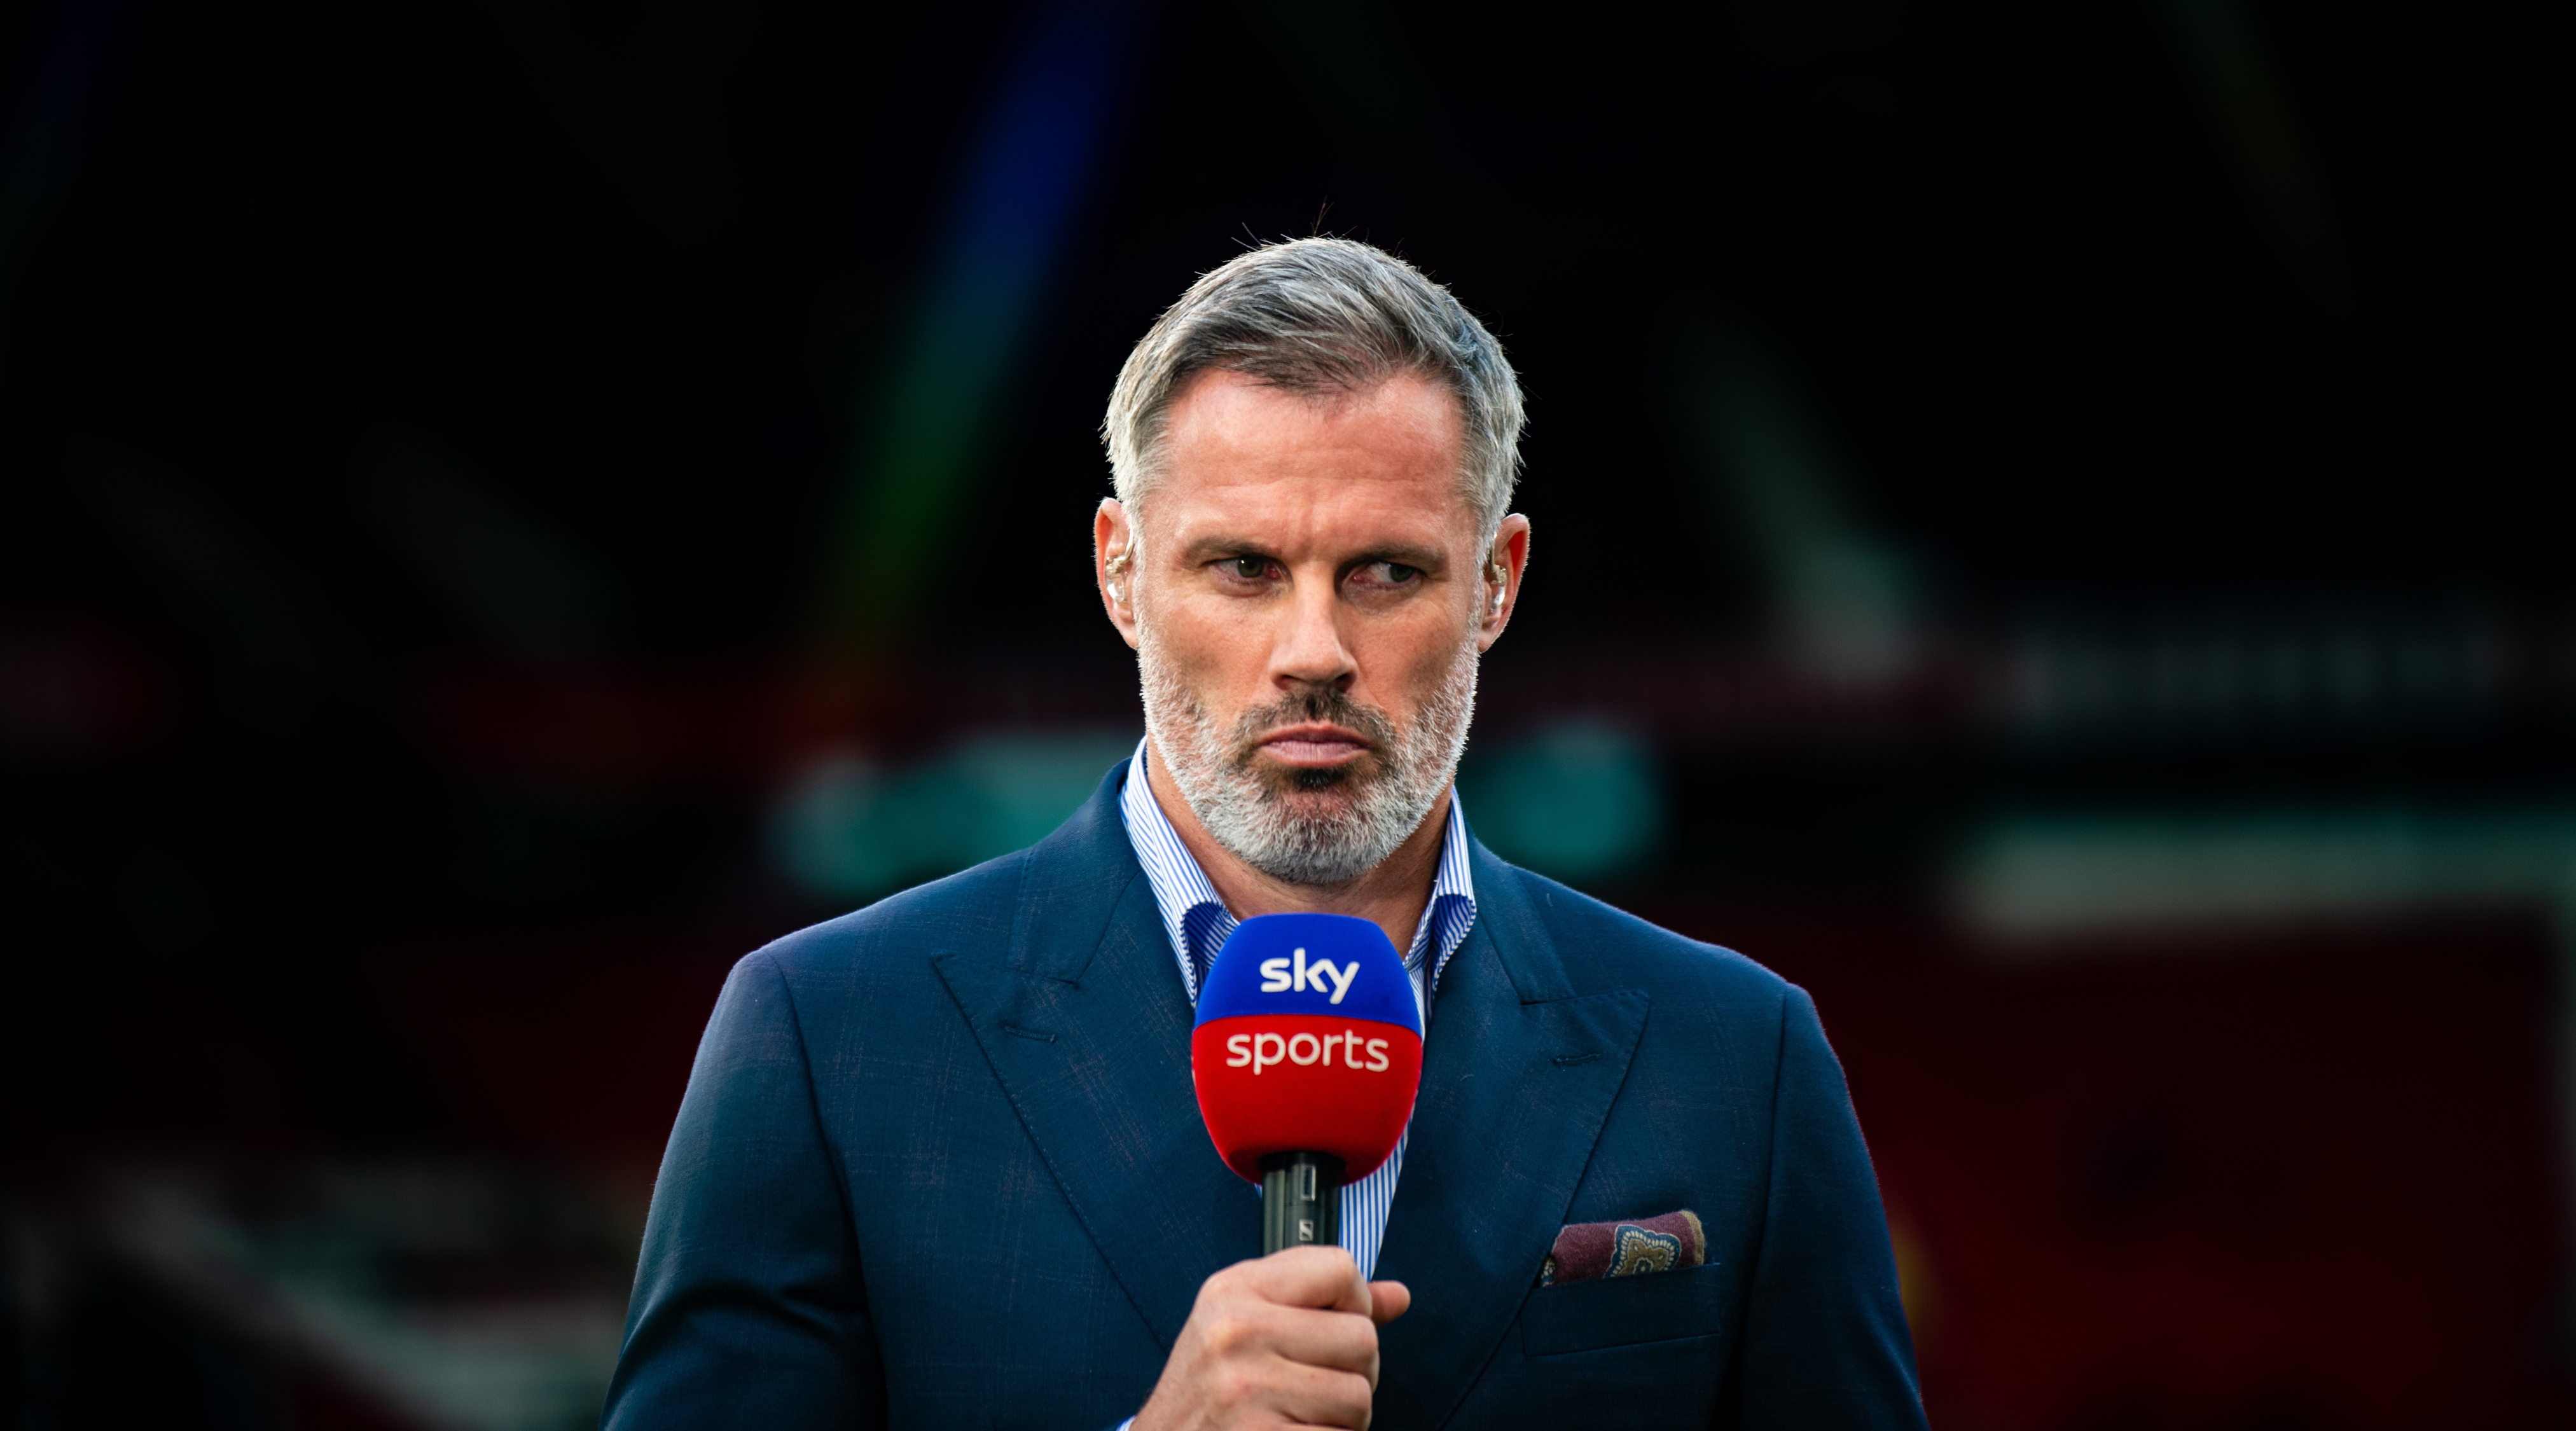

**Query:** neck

left=1144, top=745, right=1449, bottom=957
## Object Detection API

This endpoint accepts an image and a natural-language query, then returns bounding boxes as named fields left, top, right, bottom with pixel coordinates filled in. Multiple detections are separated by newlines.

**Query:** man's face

left=1095, top=369, right=1528, bottom=886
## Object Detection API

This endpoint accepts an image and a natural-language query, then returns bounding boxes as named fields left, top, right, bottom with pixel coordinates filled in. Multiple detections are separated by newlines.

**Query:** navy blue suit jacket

left=604, top=764, right=1923, bottom=1429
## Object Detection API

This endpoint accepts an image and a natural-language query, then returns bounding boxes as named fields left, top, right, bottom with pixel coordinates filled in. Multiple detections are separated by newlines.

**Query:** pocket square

left=1540, top=1209, right=1706, bottom=1285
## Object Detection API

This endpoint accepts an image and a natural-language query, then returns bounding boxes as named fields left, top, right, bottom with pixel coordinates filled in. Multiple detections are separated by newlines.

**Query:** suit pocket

left=1520, top=1262, right=1733, bottom=1358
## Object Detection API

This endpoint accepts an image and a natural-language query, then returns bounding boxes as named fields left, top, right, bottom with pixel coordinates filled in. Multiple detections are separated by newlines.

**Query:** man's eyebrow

left=1175, top=535, right=1277, bottom=563
left=1172, top=536, right=1453, bottom=571
left=1351, top=543, right=1448, bottom=572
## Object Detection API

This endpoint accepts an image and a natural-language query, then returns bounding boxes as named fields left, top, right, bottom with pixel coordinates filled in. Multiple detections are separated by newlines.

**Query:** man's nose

left=1271, top=571, right=1356, bottom=690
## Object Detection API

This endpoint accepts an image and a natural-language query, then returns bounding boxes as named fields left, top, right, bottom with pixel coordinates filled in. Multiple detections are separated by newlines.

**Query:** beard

left=1139, top=626, right=1478, bottom=888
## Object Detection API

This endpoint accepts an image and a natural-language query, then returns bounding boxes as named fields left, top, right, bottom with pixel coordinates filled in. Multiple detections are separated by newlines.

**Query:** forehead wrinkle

left=1163, top=373, right=1462, bottom=483
left=1143, top=372, right=1477, bottom=563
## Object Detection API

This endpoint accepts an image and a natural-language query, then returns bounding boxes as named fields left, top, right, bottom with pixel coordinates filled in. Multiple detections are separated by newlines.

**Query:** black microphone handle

left=1259, top=1151, right=1345, bottom=1255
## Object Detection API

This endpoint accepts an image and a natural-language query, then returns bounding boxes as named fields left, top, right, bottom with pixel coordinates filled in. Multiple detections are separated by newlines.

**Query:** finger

left=1245, top=1244, right=1369, bottom=1311
left=1261, top=1358, right=1376, bottom=1429
left=1247, top=1303, right=1382, bottom=1379
left=1367, top=1280, right=1410, bottom=1324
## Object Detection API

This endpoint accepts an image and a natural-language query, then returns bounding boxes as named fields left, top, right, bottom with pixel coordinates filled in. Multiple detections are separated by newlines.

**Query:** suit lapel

left=933, top=764, right=1257, bottom=1350
left=1371, top=845, right=1650, bottom=1430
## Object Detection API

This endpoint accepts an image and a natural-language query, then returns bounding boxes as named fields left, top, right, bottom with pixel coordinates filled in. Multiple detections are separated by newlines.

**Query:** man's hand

left=1132, top=1246, right=1411, bottom=1431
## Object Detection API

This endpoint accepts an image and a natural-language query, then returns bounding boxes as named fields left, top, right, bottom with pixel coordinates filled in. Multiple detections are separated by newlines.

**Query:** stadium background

left=2, top=1, right=2567, bottom=1425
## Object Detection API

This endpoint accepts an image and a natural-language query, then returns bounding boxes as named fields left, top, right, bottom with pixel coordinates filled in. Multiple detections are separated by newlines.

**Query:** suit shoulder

left=749, top=848, right=1029, bottom=985
left=1499, top=864, right=1790, bottom=1006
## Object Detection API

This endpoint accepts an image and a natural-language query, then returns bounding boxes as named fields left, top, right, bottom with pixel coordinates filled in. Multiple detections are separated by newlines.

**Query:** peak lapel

left=933, top=764, right=1256, bottom=1350
left=1371, top=852, right=1649, bottom=1430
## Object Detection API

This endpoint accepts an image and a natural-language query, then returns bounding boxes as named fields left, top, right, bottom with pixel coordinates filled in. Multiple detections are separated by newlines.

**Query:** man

left=603, top=239, right=1923, bottom=1429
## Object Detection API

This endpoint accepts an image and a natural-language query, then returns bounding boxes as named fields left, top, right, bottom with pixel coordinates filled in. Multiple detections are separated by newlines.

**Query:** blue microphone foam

left=1193, top=911, right=1420, bottom=1034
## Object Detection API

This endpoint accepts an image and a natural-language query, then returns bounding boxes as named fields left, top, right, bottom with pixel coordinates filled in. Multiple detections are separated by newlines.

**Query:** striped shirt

left=1118, top=737, right=1477, bottom=1280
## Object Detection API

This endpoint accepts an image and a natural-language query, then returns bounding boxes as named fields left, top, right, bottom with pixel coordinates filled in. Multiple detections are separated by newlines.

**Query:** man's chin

left=1238, top=749, right=1379, bottom=791
left=1247, top=782, right=1365, bottom=820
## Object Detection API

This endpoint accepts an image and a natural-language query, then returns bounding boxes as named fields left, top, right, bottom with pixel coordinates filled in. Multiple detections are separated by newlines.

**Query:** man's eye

left=1366, top=562, right=1422, bottom=584
left=1228, top=556, right=1271, bottom=580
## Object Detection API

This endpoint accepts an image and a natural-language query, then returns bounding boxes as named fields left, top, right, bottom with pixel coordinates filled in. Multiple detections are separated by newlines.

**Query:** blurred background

left=2, top=0, right=2568, bottom=1425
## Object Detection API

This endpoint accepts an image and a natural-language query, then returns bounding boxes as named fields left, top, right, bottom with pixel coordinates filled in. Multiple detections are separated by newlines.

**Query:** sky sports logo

left=1224, top=1028, right=1396, bottom=1074
left=1228, top=941, right=1397, bottom=1070
left=1257, top=946, right=1361, bottom=1003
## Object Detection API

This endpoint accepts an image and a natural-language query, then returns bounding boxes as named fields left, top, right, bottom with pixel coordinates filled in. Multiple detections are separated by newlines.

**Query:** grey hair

left=1102, top=238, right=1525, bottom=545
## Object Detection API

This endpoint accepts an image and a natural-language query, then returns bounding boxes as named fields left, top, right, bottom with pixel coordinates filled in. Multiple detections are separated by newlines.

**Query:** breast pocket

left=1519, top=1261, right=1735, bottom=1358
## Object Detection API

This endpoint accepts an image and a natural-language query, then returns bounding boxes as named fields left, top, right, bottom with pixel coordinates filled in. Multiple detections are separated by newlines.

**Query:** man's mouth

left=1250, top=722, right=1375, bottom=768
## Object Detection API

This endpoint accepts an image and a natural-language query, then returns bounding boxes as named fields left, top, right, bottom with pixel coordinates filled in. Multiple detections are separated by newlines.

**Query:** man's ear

left=1095, top=499, right=1141, bottom=650
left=1476, top=514, right=1532, bottom=653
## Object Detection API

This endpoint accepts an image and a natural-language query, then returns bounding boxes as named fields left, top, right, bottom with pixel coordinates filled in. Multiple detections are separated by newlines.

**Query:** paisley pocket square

left=1540, top=1210, right=1706, bottom=1285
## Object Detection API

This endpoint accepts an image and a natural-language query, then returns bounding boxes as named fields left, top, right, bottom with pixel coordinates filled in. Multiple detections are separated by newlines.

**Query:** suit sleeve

left=602, top=951, right=883, bottom=1430
left=1722, top=985, right=1927, bottom=1430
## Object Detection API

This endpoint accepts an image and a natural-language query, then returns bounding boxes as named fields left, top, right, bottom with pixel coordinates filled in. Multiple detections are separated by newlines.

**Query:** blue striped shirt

left=1118, top=738, right=1477, bottom=1280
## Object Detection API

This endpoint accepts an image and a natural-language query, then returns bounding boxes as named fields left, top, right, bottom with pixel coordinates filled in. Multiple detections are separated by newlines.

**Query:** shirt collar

left=1117, top=738, right=1478, bottom=1007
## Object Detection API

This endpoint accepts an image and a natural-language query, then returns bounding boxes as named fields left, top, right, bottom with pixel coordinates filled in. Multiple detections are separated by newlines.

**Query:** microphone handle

left=1259, top=1151, right=1345, bottom=1255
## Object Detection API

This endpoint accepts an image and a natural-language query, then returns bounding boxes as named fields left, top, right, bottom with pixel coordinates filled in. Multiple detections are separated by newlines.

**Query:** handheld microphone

left=1190, top=913, right=1423, bottom=1255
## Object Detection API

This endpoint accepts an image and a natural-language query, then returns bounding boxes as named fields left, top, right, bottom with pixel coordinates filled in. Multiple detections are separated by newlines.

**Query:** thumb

left=1368, top=1280, right=1411, bottom=1324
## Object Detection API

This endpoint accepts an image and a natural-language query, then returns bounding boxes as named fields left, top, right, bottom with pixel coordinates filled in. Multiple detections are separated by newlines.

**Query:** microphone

left=1190, top=913, right=1424, bottom=1255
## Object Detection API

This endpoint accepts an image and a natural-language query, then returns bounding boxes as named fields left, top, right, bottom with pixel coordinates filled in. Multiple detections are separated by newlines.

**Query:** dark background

left=3, top=0, right=2569, bottom=1427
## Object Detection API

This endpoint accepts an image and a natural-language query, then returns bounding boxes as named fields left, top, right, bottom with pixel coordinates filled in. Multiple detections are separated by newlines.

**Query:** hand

left=1132, top=1245, right=1412, bottom=1431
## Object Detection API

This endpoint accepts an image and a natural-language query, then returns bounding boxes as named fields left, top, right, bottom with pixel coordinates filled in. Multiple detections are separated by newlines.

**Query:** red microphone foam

left=1190, top=914, right=1423, bottom=1182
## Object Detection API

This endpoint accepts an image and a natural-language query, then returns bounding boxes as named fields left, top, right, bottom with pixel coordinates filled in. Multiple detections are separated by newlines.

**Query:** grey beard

left=1139, top=632, right=1478, bottom=887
